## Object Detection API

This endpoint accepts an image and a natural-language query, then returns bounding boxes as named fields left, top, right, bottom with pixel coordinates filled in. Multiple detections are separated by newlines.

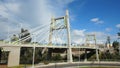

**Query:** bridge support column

left=67, top=48, right=73, bottom=63
left=66, top=10, right=73, bottom=63
left=96, top=49, right=99, bottom=62
left=8, top=47, right=20, bottom=67
left=84, top=49, right=87, bottom=62
left=3, top=47, right=21, bottom=67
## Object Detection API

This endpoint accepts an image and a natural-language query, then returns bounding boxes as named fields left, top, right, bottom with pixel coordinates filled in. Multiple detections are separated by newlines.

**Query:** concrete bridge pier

left=3, top=46, right=21, bottom=67
left=84, top=49, right=87, bottom=62
left=96, top=49, right=99, bottom=62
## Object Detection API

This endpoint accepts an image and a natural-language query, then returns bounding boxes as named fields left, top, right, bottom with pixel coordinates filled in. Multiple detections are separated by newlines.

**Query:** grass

left=8, top=64, right=32, bottom=68
left=8, top=65, right=24, bottom=68
left=78, top=66, right=120, bottom=68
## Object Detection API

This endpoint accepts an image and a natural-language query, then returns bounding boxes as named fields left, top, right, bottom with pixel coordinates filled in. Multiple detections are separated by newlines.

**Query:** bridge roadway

left=0, top=42, right=98, bottom=49
left=0, top=42, right=100, bottom=67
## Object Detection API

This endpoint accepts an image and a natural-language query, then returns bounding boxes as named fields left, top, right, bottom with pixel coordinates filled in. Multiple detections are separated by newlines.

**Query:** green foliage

left=20, top=47, right=43, bottom=64
left=117, top=32, right=120, bottom=36
left=41, top=51, right=48, bottom=61
left=0, top=48, right=9, bottom=64
left=20, top=47, right=33, bottom=64
left=19, top=28, right=32, bottom=43
left=51, top=54, right=62, bottom=61
left=10, top=28, right=31, bottom=43
left=11, top=34, right=19, bottom=42
left=112, top=41, right=119, bottom=50
left=89, top=50, right=120, bottom=61
left=34, top=48, right=42, bottom=63
left=99, top=51, right=112, bottom=60
left=79, top=66, right=119, bottom=68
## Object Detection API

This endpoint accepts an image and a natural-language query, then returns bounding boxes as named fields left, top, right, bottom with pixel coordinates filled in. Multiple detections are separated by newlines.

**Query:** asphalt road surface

left=35, top=62, right=120, bottom=68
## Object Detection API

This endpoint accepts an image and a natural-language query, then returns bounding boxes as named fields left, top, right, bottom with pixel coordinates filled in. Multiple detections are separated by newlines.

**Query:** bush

left=52, top=54, right=62, bottom=61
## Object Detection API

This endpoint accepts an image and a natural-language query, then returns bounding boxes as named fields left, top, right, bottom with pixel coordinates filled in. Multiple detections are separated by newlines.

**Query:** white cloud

left=90, top=18, right=104, bottom=24
left=87, top=32, right=107, bottom=37
left=71, top=29, right=116, bottom=44
left=52, top=37, right=65, bottom=44
left=0, top=0, right=116, bottom=45
left=91, top=18, right=99, bottom=22
left=72, top=38, right=85, bottom=44
left=0, top=5, right=6, bottom=11
left=72, top=29, right=86, bottom=36
left=86, top=31, right=117, bottom=44
left=105, top=28, right=112, bottom=32
left=71, top=30, right=111, bottom=44
left=116, top=24, right=120, bottom=28
left=53, top=0, right=74, bottom=8
left=5, top=3, right=21, bottom=13
left=71, top=29, right=86, bottom=44
left=0, top=0, right=75, bottom=39
left=0, top=5, right=9, bottom=17
left=0, top=1, right=22, bottom=39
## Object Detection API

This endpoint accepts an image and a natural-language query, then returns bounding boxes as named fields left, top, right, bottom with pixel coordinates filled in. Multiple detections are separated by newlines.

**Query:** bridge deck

left=0, top=42, right=98, bottom=49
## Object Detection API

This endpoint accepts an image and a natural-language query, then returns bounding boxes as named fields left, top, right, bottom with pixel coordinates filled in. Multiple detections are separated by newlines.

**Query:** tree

left=52, top=54, right=62, bottom=61
left=112, top=41, right=119, bottom=50
left=11, top=34, right=19, bottom=42
left=19, top=28, right=32, bottom=43
left=19, top=28, right=32, bottom=64
left=117, top=32, right=120, bottom=37
left=112, top=41, right=119, bottom=55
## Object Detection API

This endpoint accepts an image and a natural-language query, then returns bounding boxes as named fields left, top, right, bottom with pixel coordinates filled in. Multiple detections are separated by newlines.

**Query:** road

left=33, top=62, right=120, bottom=68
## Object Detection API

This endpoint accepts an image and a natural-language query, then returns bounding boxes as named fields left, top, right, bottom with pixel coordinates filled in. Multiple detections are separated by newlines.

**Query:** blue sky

left=0, top=0, right=120, bottom=44
left=69, top=0, right=120, bottom=43
left=69, top=0, right=120, bottom=33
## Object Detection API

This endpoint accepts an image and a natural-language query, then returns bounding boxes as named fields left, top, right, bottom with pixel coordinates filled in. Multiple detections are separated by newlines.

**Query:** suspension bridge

left=0, top=10, right=112, bottom=67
